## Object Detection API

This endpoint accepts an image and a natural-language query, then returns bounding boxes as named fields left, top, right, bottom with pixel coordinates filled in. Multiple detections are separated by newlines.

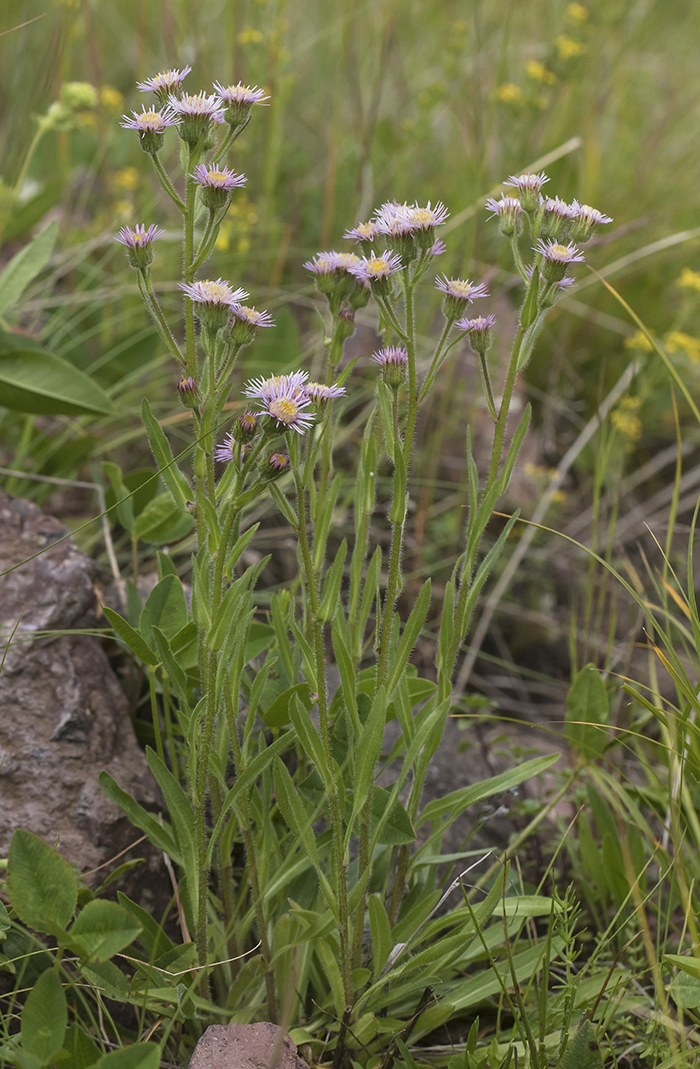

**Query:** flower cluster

left=221, top=371, right=348, bottom=440
left=345, top=199, right=449, bottom=262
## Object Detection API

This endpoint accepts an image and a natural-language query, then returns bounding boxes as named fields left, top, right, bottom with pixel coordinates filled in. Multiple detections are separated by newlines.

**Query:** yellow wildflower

left=495, top=83, right=524, bottom=104
left=624, top=330, right=653, bottom=352
left=665, top=331, right=700, bottom=362
left=100, top=85, right=124, bottom=112
left=566, top=3, right=589, bottom=22
left=555, top=34, right=585, bottom=60
left=237, top=27, right=263, bottom=44
left=526, top=60, right=557, bottom=85
left=678, top=268, right=700, bottom=294
left=110, top=166, right=140, bottom=192
left=610, top=398, right=642, bottom=443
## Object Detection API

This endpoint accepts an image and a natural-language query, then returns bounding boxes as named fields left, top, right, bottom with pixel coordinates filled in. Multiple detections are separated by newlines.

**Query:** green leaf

left=98, top=772, right=178, bottom=860
left=7, top=830, right=77, bottom=934
left=145, top=749, right=198, bottom=915
left=101, top=605, right=157, bottom=667
left=141, top=398, right=191, bottom=512
left=261, top=682, right=312, bottom=729
left=133, top=492, right=193, bottom=544
left=63, top=1024, right=101, bottom=1068
left=419, top=753, right=560, bottom=825
left=68, top=900, right=142, bottom=963
left=139, top=575, right=189, bottom=650
left=520, top=265, right=540, bottom=330
left=386, top=580, right=431, bottom=696
left=81, top=961, right=129, bottom=1002
left=371, top=787, right=415, bottom=845
left=20, top=969, right=67, bottom=1063
left=0, top=220, right=58, bottom=317
left=319, top=538, right=348, bottom=622
left=557, top=1021, right=604, bottom=1069
left=369, top=894, right=393, bottom=979
left=116, top=893, right=174, bottom=960
left=273, top=758, right=318, bottom=864
left=350, top=688, right=386, bottom=826
left=0, top=348, right=115, bottom=416
left=668, top=970, right=700, bottom=1008
left=94, top=1045, right=161, bottom=1069
left=103, top=461, right=135, bottom=533
left=565, top=663, right=609, bottom=760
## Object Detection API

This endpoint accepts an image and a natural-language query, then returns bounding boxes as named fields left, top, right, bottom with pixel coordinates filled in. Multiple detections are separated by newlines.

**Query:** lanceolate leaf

left=0, top=219, right=58, bottom=317
left=0, top=348, right=115, bottom=416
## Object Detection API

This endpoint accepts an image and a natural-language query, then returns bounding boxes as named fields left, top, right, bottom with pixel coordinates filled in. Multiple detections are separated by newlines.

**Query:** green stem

left=138, top=270, right=186, bottom=368
left=294, top=463, right=353, bottom=1007
left=417, top=318, right=453, bottom=404
left=377, top=274, right=417, bottom=688
left=222, top=684, right=278, bottom=1021
left=184, top=160, right=197, bottom=378
left=509, top=234, right=529, bottom=284
left=151, top=152, right=186, bottom=212
left=485, top=324, right=525, bottom=491
left=148, top=668, right=165, bottom=765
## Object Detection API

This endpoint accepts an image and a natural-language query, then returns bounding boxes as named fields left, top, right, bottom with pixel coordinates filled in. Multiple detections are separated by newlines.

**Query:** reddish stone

left=189, top=1022, right=309, bottom=1069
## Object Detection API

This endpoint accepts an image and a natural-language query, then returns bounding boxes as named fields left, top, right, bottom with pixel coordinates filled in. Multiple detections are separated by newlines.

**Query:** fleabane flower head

left=344, top=220, right=381, bottom=251
left=177, top=376, right=201, bottom=409
left=374, top=200, right=449, bottom=257
left=305, top=381, right=346, bottom=405
left=456, top=313, right=497, bottom=355
left=214, top=433, right=236, bottom=464
left=120, top=107, right=177, bottom=153
left=485, top=195, right=524, bottom=238
left=191, top=163, right=246, bottom=210
left=213, top=81, right=270, bottom=127
left=540, top=196, right=577, bottom=241
left=227, top=304, right=275, bottom=345
left=569, top=201, right=613, bottom=243
left=115, top=223, right=165, bottom=269
left=179, top=278, right=248, bottom=328
left=304, top=251, right=368, bottom=308
left=137, top=66, right=192, bottom=104
left=371, top=346, right=408, bottom=390
left=167, top=91, right=225, bottom=146
left=534, top=238, right=585, bottom=283
left=255, top=376, right=315, bottom=435
left=349, top=249, right=403, bottom=296
left=504, top=171, right=550, bottom=212
left=435, top=275, right=489, bottom=321
left=244, top=370, right=309, bottom=402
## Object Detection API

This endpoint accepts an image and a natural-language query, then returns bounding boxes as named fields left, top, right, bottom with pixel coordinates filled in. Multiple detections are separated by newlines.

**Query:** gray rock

left=189, top=1022, right=309, bottom=1069
left=0, top=490, right=163, bottom=901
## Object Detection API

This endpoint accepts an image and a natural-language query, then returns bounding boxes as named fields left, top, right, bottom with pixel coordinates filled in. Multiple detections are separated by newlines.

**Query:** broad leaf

left=20, top=968, right=67, bottom=1063
left=69, top=900, right=142, bottom=963
left=0, top=348, right=114, bottom=416
left=7, top=829, right=77, bottom=934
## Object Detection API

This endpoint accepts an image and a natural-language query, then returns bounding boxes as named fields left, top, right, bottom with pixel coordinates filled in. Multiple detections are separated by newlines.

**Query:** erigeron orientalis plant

left=3, top=63, right=616, bottom=1068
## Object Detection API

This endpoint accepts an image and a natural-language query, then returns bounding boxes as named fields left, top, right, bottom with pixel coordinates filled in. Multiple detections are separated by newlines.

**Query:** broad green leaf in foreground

left=7, top=829, right=77, bottom=934
left=0, top=348, right=115, bottom=416
left=20, top=968, right=67, bottom=1064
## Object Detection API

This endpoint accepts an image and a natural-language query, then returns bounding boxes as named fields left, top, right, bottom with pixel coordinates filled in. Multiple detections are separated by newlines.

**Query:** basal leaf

left=0, top=348, right=114, bottom=416
left=7, top=829, right=77, bottom=934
